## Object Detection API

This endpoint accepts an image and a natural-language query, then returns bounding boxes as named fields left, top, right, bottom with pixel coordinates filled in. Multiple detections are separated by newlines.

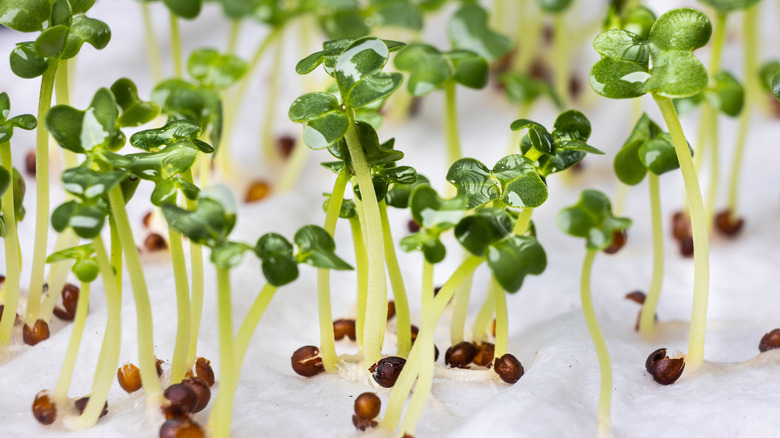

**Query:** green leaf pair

left=674, top=71, right=744, bottom=117
left=45, top=87, right=125, bottom=155
left=614, top=113, right=682, bottom=185
left=188, top=48, right=248, bottom=90
left=400, top=185, right=467, bottom=263
left=162, top=185, right=237, bottom=249
left=603, top=4, right=656, bottom=40
left=698, top=0, right=761, bottom=13
left=130, top=119, right=214, bottom=153
left=111, top=78, right=161, bottom=127
left=46, top=243, right=99, bottom=283
left=394, top=43, right=488, bottom=95
left=447, top=4, right=511, bottom=62
left=384, top=174, right=430, bottom=209
left=0, top=92, right=37, bottom=144
left=500, top=72, right=561, bottom=109
left=558, top=189, right=632, bottom=251
left=53, top=166, right=125, bottom=238
left=591, top=8, right=712, bottom=99
left=152, top=79, right=223, bottom=147
left=447, top=155, right=548, bottom=210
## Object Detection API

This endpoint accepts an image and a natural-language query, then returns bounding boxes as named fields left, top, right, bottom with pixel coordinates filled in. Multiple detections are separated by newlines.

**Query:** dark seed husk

left=74, top=396, right=108, bottom=418
left=715, top=209, right=744, bottom=237
left=156, top=357, right=165, bottom=377
left=32, top=390, right=56, bottom=425
left=333, top=318, right=356, bottom=341
left=494, top=353, right=524, bottom=384
left=163, top=403, right=191, bottom=420
left=352, top=414, right=378, bottom=431
left=182, top=377, right=211, bottom=412
left=386, top=300, right=396, bottom=320
left=473, top=342, right=495, bottom=367
left=759, top=329, right=780, bottom=352
left=54, top=283, right=81, bottom=320
left=164, top=383, right=199, bottom=414
left=144, top=233, right=168, bottom=251
left=23, top=319, right=50, bottom=346
left=159, top=417, right=204, bottom=438
left=278, top=135, right=296, bottom=159
left=25, top=150, right=36, bottom=176
left=624, top=291, right=646, bottom=305
left=407, top=218, right=421, bottom=233
left=291, top=345, right=324, bottom=377
left=195, top=357, right=215, bottom=386
left=369, top=356, right=406, bottom=388
left=645, top=348, right=685, bottom=385
left=603, top=230, right=627, bottom=254
left=354, top=392, right=381, bottom=420
left=445, top=342, right=477, bottom=368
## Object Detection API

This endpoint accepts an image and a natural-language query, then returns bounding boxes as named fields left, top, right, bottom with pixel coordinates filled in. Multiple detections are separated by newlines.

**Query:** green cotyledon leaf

left=409, top=185, right=467, bottom=234
left=454, top=207, right=513, bottom=257
left=187, top=48, right=248, bottom=89
left=698, top=0, right=761, bottom=13
left=492, top=154, right=548, bottom=208
left=447, top=3, right=511, bottom=61
left=446, top=158, right=500, bottom=209
left=255, top=232, right=299, bottom=286
left=487, top=235, right=546, bottom=293
left=289, top=92, right=349, bottom=150
left=0, top=0, right=51, bottom=32
left=334, top=37, right=404, bottom=107
left=110, top=78, right=161, bottom=127
left=294, top=224, right=353, bottom=270
left=557, top=189, right=632, bottom=251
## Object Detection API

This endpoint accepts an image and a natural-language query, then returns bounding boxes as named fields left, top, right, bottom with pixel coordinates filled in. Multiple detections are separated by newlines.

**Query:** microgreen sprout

left=591, top=7, right=713, bottom=372
left=558, top=188, right=632, bottom=438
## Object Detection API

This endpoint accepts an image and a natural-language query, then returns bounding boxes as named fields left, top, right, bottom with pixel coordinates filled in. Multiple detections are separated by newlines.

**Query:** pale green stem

left=0, top=143, right=21, bottom=345
left=639, top=173, right=664, bottom=337
left=169, top=12, right=183, bottom=78
left=209, top=267, right=236, bottom=438
left=581, top=249, right=613, bottom=438
left=653, top=94, right=710, bottom=370
left=276, top=140, right=310, bottom=192
left=227, top=20, right=242, bottom=54
left=317, top=169, right=349, bottom=372
left=109, top=216, right=123, bottom=293
left=54, top=59, right=78, bottom=170
left=167, top=228, right=191, bottom=384
left=444, top=79, right=462, bottom=166
left=379, top=201, right=412, bottom=358
left=513, top=207, right=534, bottom=235
left=350, top=216, right=368, bottom=349
left=704, top=108, right=719, bottom=231
left=513, top=0, right=541, bottom=73
left=552, top=13, right=570, bottom=107
left=260, top=29, right=286, bottom=163
left=381, top=256, right=483, bottom=433
left=344, top=113, right=387, bottom=368
left=234, top=283, right=278, bottom=368
left=449, top=269, right=474, bottom=345
left=23, top=64, right=58, bottom=329
left=53, top=281, right=90, bottom=407
left=39, top=231, right=78, bottom=322
left=107, top=186, right=163, bottom=405
left=141, top=2, right=163, bottom=82
left=184, top=167, right=204, bottom=371
left=472, top=285, right=495, bottom=343
left=727, top=6, right=758, bottom=215
left=72, top=236, right=121, bottom=430
left=491, top=276, right=509, bottom=358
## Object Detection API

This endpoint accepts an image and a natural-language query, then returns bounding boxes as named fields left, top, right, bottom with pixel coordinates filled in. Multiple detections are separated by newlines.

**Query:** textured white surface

left=1, top=0, right=780, bottom=437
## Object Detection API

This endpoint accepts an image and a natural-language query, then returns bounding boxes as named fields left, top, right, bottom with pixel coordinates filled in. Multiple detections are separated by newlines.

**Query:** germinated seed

left=494, top=354, right=524, bottom=384
left=156, top=357, right=165, bottom=378
left=407, top=218, right=421, bottom=233
left=445, top=342, right=477, bottom=368
left=164, top=383, right=199, bottom=414
left=23, top=319, right=50, bottom=346
left=354, top=392, right=381, bottom=419
left=715, top=209, right=744, bottom=237
left=182, top=377, right=211, bottom=412
left=759, top=329, right=780, bottom=352
left=645, top=348, right=685, bottom=385
left=25, top=150, right=35, bottom=176
left=195, top=357, right=215, bottom=386
left=291, top=345, right=324, bottom=377
left=472, top=342, right=495, bottom=367
left=54, top=283, right=80, bottom=321
left=74, top=396, right=108, bottom=418
left=159, top=417, right=204, bottom=438
left=333, top=318, right=357, bottom=341
left=624, top=291, right=646, bottom=305
left=277, top=135, right=296, bottom=159
left=387, top=300, right=396, bottom=320
left=144, top=233, right=168, bottom=251
left=603, top=230, right=627, bottom=254
left=117, top=363, right=142, bottom=393
left=32, top=390, right=56, bottom=425
left=352, top=414, right=378, bottom=431
left=370, top=356, right=406, bottom=388
left=245, top=180, right=271, bottom=203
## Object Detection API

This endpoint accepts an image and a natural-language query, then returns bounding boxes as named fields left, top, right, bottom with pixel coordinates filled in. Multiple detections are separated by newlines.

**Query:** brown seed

left=354, top=392, right=381, bottom=420
left=117, top=363, right=143, bottom=393
left=25, top=150, right=36, bottom=176
left=401, top=434, right=415, bottom=438
left=277, top=135, right=296, bottom=159
left=759, top=329, right=780, bottom=352
left=671, top=211, right=692, bottom=242
left=74, top=396, right=108, bottom=418
left=569, top=161, right=585, bottom=174
left=491, top=319, right=496, bottom=337
left=0, top=304, right=22, bottom=326
left=407, top=218, right=421, bottom=233
left=569, top=74, right=582, bottom=101
left=678, top=237, right=694, bottom=257
left=494, top=353, right=524, bottom=384
left=715, top=209, right=744, bottom=237
left=603, top=230, right=627, bottom=254
left=182, top=377, right=211, bottom=412
left=369, top=356, right=406, bottom=388
left=352, top=414, right=378, bottom=431
left=529, top=58, right=553, bottom=83
left=142, top=211, right=153, bottom=228
left=625, top=290, right=646, bottom=305
left=23, top=319, right=50, bottom=346
left=245, top=180, right=271, bottom=203
left=445, top=342, right=477, bottom=368
left=386, top=300, right=396, bottom=320
left=163, top=403, right=191, bottom=421
left=32, top=390, right=56, bottom=425
left=409, top=325, right=419, bottom=343
left=408, top=97, right=422, bottom=118
left=333, top=318, right=356, bottom=341
left=195, top=357, right=215, bottom=386
left=54, top=283, right=81, bottom=321
left=159, top=417, right=204, bottom=438
left=156, top=357, right=165, bottom=377
left=164, top=383, right=199, bottom=414
left=291, top=345, right=324, bottom=377
left=472, top=342, right=495, bottom=367
left=645, top=348, right=685, bottom=385
left=144, top=233, right=168, bottom=251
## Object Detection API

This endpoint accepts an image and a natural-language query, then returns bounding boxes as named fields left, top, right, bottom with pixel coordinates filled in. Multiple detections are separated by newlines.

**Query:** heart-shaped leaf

left=487, top=235, right=546, bottom=293
left=447, top=49, right=489, bottom=89
left=124, top=141, right=199, bottom=181
left=409, top=185, right=467, bottom=234
left=613, top=113, right=680, bottom=183
left=446, top=158, right=500, bottom=209
left=510, top=119, right=556, bottom=155
left=394, top=43, right=451, bottom=96
left=187, top=48, right=248, bottom=89
left=698, top=0, right=760, bottom=13
left=447, top=4, right=511, bottom=61
left=639, top=135, right=679, bottom=175
left=335, top=37, right=404, bottom=107
left=211, top=241, right=253, bottom=269
left=34, top=25, right=69, bottom=58
left=553, top=110, right=591, bottom=141
left=45, top=87, right=120, bottom=154
left=400, top=230, right=446, bottom=263
left=61, top=167, right=126, bottom=200
left=643, top=50, right=708, bottom=98
left=51, top=201, right=108, bottom=238
left=111, top=78, right=161, bottom=127
left=622, top=6, right=656, bottom=39
left=0, top=92, right=37, bottom=144
left=454, top=207, right=513, bottom=257
left=558, top=189, right=632, bottom=251
left=705, top=71, right=744, bottom=117
left=589, top=57, right=650, bottom=99
left=593, top=29, right=650, bottom=64
left=130, top=119, right=210, bottom=152
left=152, top=79, right=223, bottom=146
left=0, top=0, right=51, bottom=32
left=648, top=8, right=711, bottom=52
left=61, top=16, right=111, bottom=59
left=163, top=0, right=202, bottom=19
left=492, top=154, right=548, bottom=208
left=162, top=197, right=234, bottom=248
left=10, top=42, right=50, bottom=79
left=289, top=92, right=349, bottom=150
left=294, top=225, right=353, bottom=270
left=255, top=232, right=299, bottom=286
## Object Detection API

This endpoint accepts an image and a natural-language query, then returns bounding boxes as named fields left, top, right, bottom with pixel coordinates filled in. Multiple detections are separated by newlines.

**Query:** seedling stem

left=350, top=215, right=368, bottom=349
left=53, top=281, right=89, bottom=407
left=639, top=173, right=664, bottom=337
left=170, top=12, right=183, bottom=78
left=444, top=79, right=462, bottom=166
left=261, top=32, right=286, bottom=163
left=0, top=142, right=21, bottom=345
left=492, top=276, right=509, bottom=358
left=211, top=267, right=236, bottom=438
left=553, top=14, right=570, bottom=107
left=168, top=227, right=191, bottom=384
left=234, top=283, right=278, bottom=367
left=472, top=284, right=494, bottom=343
left=142, top=2, right=163, bottom=82
left=379, top=201, right=412, bottom=357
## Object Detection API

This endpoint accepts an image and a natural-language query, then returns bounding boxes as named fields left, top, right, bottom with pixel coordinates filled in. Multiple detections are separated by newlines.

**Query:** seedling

left=591, top=7, right=713, bottom=372
left=558, top=189, right=632, bottom=438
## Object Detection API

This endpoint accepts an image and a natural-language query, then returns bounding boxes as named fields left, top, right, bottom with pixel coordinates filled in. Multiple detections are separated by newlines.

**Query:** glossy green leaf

left=623, top=6, right=656, bottom=39
left=400, top=230, right=446, bottom=264
left=648, top=8, right=712, bottom=52
left=319, top=10, right=370, bottom=40
left=294, top=225, right=352, bottom=270
left=61, top=16, right=111, bottom=59
left=553, top=110, right=591, bottom=141
left=255, top=232, right=299, bottom=286
left=447, top=4, right=511, bottom=61
left=289, top=92, right=349, bottom=150
left=773, top=72, right=780, bottom=102
left=0, top=167, right=10, bottom=197
left=639, top=136, right=679, bottom=175
left=163, top=0, right=202, bottom=19
left=111, top=78, right=161, bottom=127
left=698, top=0, right=760, bottom=13
left=510, top=119, right=556, bottom=155
left=593, top=29, right=650, bottom=64
left=759, top=61, right=780, bottom=92
left=643, top=50, right=708, bottom=98
left=187, top=48, right=247, bottom=89
left=454, top=207, right=513, bottom=257
left=537, top=0, right=573, bottom=13
left=335, top=37, right=389, bottom=94
left=446, top=158, right=500, bottom=209
left=72, top=259, right=99, bottom=282
left=492, top=154, right=548, bottom=208
left=10, top=42, right=49, bottom=79
left=535, top=149, right=587, bottom=177
left=124, top=142, right=199, bottom=181
left=409, top=185, right=467, bottom=234
left=152, top=79, right=222, bottom=146
left=129, top=119, right=208, bottom=152
left=69, top=0, right=96, bottom=15
left=211, top=241, right=252, bottom=269
left=557, top=189, right=632, bottom=251
left=487, top=235, right=546, bottom=293
left=385, top=174, right=429, bottom=209
left=0, top=0, right=51, bottom=32
left=705, top=71, right=744, bottom=117
left=589, top=57, right=649, bottom=99
left=46, top=243, right=95, bottom=264
left=0, top=92, right=37, bottom=144
left=51, top=201, right=108, bottom=238
left=613, top=113, right=672, bottom=183
left=448, top=49, right=489, bottom=89
left=500, top=72, right=560, bottom=108
left=162, top=197, right=234, bottom=248
left=614, top=139, right=646, bottom=185
left=45, top=88, right=120, bottom=154
left=394, top=43, right=451, bottom=95
left=61, top=167, right=126, bottom=200
left=335, top=121, right=403, bottom=172
left=34, top=25, right=69, bottom=58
